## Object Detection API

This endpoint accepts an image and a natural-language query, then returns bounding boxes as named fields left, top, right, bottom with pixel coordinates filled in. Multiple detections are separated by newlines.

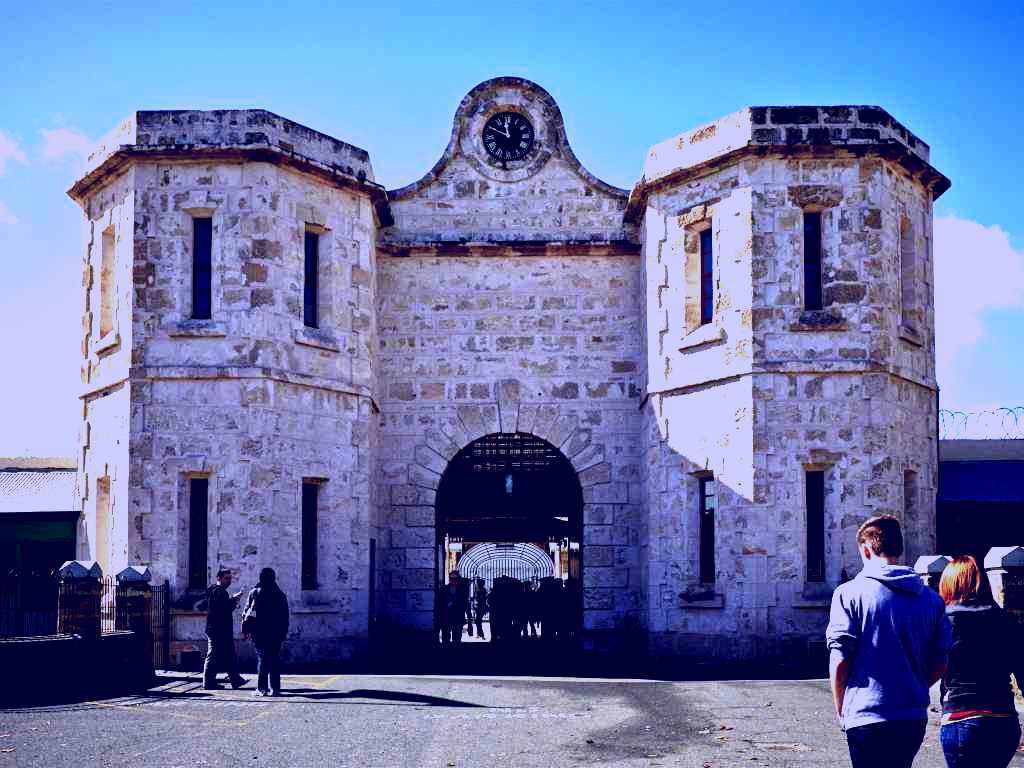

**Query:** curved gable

left=383, top=77, right=633, bottom=249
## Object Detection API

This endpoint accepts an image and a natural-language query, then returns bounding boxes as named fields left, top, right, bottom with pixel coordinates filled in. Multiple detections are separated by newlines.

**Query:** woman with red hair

left=938, top=555, right=1024, bottom=767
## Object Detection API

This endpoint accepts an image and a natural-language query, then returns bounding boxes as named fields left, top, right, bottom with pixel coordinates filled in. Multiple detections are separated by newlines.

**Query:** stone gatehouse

left=68, top=77, right=949, bottom=665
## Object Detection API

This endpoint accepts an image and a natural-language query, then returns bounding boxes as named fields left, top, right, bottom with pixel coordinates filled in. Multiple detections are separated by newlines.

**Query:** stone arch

left=407, top=379, right=612, bottom=497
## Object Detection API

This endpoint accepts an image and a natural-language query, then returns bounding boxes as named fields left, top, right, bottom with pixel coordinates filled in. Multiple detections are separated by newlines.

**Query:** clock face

left=482, top=111, right=534, bottom=162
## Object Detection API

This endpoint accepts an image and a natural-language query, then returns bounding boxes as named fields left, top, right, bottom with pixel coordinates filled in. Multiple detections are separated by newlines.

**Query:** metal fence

left=0, top=575, right=60, bottom=637
left=0, top=574, right=171, bottom=669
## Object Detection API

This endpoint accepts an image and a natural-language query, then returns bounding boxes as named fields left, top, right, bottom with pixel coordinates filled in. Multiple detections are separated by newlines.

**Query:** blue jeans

left=941, top=716, right=1021, bottom=768
left=255, top=642, right=282, bottom=694
left=845, top=720, right=926, bottom=768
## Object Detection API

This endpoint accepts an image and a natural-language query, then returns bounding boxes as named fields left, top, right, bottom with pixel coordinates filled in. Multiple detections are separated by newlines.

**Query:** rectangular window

left=301, top=481, right=319, bottom=590
left=806, top=470, right=826, bottom=582
left=99, top=227, right=115, bottom=337
left=699, top=227, right=713, bottom=325
left=904, top=469, right=918, bottom=519
left=803, top=211, right=823, bottom=311
left=304, top=230, right=319, bottom=329
left=900, top=216, right=917, bottom=330
left=94, top=476, right=111, bottom=576
left=187, top=478, right=209, bottom=590
left=192, top=217, right=213, bottom=320
left=699, top=475, right=716, bottom=584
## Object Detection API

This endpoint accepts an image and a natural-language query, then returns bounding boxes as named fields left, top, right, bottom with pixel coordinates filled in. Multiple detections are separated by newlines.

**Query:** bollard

left=115, top=565, right=152, bottom=634
left=57, top=560, right=103, bottom=639
left=913, top=555, right=951, bottom=592
left=983, top=547, right=1024, bottom=620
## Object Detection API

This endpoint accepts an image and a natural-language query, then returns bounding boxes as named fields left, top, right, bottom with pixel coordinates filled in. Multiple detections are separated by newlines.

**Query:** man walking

left=203, top=567, right=247, bottom=690
left=826, top=514, right=952, bottom=768
left=242, top=567, right=290, bottom=697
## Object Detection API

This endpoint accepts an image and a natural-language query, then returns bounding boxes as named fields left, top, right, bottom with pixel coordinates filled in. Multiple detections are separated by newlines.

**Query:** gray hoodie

left=826, top=560, right=952, bottom=730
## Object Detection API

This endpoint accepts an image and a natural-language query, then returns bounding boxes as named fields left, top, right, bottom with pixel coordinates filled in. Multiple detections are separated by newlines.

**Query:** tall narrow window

left=99, top=226, right=115, bottom=337
left=187, top=478, right=209, bottom=590
left=301, top=481, right=319, bottom=590
left=94, top=476, right=111, bottom=575
left=699, top=227, right=714, bottom=325
left=806, top=470, right=826, bottom=582
left=903, top=469, right=918, bottom=521
left=699, top=475, right=716, bottom=584
left=899, top=216, right=917, bottom=330
left=804, top=211, right=823, bottom=311
left=192, top=217, right=213, bottom=320
left=304, top=230, right=319, bottom=329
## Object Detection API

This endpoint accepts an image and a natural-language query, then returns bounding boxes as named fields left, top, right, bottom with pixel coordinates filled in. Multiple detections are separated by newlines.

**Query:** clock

left=482, top=111, right=534, bottom=162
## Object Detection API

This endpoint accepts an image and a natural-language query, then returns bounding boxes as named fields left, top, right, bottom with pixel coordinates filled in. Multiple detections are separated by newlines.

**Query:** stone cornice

left=68, top=145, right=394, bottom=227
left=378, top=239, right=640, bottom=258
left=625, top=142, right=951, bottom=224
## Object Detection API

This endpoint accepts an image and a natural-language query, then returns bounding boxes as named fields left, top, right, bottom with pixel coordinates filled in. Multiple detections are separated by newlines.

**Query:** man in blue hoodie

left=826, top=514, right=952, bottom=768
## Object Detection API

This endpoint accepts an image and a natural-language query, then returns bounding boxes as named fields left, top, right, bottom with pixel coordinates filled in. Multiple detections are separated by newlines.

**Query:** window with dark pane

left=699, top=227, right=714, bottom=325
left=699, top=475, right=716, bottom=584
left=806, top=470, right=826, bottom=582
left=803, top=211, right=823, bottom=311
left=192, top=218, right=213, bottom=319
left=899, top=216, right=917, bottom=330
left=301, top=481, right=319, bottom=590
left=187, top=478, right=209, bottom=590
left=304, top=230, right=319, bottom=329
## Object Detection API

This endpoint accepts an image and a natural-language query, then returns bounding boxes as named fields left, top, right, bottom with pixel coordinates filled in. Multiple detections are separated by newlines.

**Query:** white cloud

left=0, top=131, right=28, bottom=175
left=0, top=201, right=17, bottom=226
left=40, top=127, right=93, bottom=164
left=934, top=215, right=1024, bottom=400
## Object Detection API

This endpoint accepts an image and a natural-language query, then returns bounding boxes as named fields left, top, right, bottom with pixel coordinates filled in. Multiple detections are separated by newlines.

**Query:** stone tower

left=68, top=82, right=949, bottom=666
left=69, top=111, right=387, bottom=661
left=632, top=107, right=948, bottom=660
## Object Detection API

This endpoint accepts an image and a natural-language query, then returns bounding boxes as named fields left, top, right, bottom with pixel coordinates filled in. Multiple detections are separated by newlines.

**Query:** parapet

left=627, top=105, right=949, bottom=221
left=68, top=109, right=392, bottom=224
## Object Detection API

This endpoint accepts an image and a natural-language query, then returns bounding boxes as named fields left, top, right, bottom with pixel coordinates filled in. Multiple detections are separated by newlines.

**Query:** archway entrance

left=435, top=432, right=583, bottom=657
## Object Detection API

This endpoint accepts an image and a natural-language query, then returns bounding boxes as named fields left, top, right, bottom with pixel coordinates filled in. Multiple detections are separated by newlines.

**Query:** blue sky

left=1, top=1, right=1022, bottom=455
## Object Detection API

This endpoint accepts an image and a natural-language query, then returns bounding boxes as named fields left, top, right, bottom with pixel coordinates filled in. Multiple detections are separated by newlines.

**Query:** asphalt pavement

left=1, top=672, right=1022, bottom=767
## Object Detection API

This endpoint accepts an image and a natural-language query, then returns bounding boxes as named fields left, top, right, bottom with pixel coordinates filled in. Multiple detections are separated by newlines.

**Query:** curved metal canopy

left=457, top=542, right=554, bottom=582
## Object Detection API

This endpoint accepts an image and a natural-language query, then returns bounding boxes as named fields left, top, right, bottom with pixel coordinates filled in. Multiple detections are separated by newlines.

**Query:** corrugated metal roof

left=0, top=470, right=79, bottom=514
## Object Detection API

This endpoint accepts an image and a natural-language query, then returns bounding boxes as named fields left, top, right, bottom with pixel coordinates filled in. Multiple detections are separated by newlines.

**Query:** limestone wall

left=126, top=158, right=378, bottom=661
left=638, top=142, right=939, bottom=662
left=78, top=169, right=135, bottom=577
left=375, top=253, right=645, bottom=646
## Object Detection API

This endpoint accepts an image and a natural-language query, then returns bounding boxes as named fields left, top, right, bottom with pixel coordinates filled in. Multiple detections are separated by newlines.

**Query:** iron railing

left=0, top=574, right=171, bottom=669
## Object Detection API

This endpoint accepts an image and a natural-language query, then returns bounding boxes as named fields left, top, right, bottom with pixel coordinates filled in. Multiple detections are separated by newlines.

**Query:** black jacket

left=941, top=601, right=1024, bottom=715
left=205, top=584, right=239, bottom=637
left=243, top=583, right=290, bottom=647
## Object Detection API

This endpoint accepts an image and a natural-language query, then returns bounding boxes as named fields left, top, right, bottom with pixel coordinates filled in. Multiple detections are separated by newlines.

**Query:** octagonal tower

left=69, top=111, right=389, bottom=663
left=632, top=106, right=949, bottom=662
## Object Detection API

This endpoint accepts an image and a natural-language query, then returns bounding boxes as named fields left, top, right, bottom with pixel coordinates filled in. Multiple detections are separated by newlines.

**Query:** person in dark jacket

left=440, top=571, right=468, bottom=644
left=203, top=567, right=246, bottom=690
left=242, top=567, right=290, bottom=696
left=937, top=555, right=1024, bottom=768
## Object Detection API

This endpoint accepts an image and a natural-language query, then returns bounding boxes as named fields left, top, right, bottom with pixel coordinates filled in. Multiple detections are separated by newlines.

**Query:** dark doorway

left=435, top=432, right=583, bottom=664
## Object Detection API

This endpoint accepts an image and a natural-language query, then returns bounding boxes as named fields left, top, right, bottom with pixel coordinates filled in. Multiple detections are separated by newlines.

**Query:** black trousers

left=203, top=633, right=241, bottom=686
left=255, top=641, right=282, bottom=694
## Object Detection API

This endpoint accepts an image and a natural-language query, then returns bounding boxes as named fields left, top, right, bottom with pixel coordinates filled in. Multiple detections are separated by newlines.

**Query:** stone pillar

left=983, top=547, right=1024, bottom=621
left=57, top=560, right=103, bottom=639
left=913, top=555, right=951, bottom=592
left=115, top=565, right=152, bottom=633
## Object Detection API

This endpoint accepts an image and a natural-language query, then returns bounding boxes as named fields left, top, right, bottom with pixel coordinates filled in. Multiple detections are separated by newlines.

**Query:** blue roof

left=940, top=460, right=1024, bottom=503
